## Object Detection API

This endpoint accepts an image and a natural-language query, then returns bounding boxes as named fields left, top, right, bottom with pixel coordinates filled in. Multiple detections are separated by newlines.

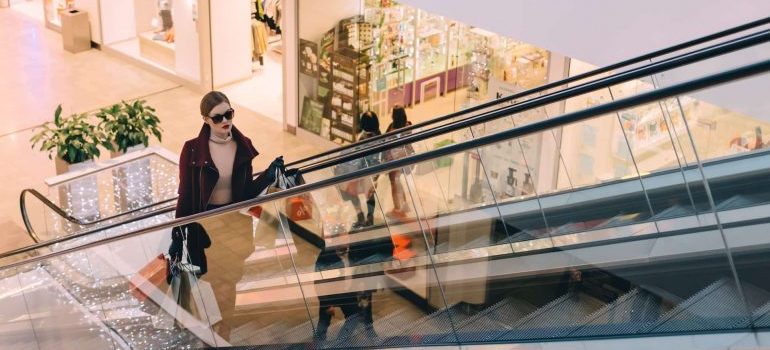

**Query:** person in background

left=336, top=111, right=384, bottom=228
left=385, top=106, right=413, bottom=215
left=172, top=91, right=284, bottom=339
left=356, top=111, right=383, bottom=226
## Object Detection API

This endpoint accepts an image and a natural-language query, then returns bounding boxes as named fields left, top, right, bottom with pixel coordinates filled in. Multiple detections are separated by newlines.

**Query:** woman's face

left=204, top=101, right=234, bottom=136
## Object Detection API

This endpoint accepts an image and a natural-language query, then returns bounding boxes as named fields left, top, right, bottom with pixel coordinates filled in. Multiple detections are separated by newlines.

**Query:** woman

left=343, top=111, right=382, bottom=227
left=385, top=106, right=412, bottom=214
left=170, top=91, right=283, bottom=337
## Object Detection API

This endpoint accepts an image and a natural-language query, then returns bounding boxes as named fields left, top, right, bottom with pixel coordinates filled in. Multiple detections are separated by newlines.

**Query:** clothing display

left=264, top=0, right=281, bottom=33
left=251, top=19, right=268, bottom=63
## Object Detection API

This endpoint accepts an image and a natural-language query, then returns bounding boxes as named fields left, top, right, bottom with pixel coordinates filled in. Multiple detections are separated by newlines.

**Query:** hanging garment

left=251, top=19, right=268, bottom=58
left=253, top=0, right=265, bottom=19
left=264, top=0, right=277, bottom=19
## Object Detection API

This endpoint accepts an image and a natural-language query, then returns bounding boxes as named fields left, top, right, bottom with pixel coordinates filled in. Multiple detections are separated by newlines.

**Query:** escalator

left=1, top=20, right=770, bottom=350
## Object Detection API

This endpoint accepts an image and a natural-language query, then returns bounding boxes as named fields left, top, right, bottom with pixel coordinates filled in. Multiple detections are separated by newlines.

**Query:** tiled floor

left=0, top=7, right=332, bottom=255
left=221, top=48, right=285, bottom=124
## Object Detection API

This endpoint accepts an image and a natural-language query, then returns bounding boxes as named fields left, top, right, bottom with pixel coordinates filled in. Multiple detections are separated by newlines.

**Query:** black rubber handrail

left=19, top=188, right=177, bottom=243
left=3, top=55, right=768, bottom=270
left=18, top=26, right=770, bottom=243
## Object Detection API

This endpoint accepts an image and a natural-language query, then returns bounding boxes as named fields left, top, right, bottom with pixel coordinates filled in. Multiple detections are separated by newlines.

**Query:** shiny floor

left=0, top=6, right=331, bottom=255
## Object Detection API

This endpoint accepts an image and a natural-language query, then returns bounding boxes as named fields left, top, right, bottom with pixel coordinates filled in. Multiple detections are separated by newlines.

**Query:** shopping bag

left=287, top=195, right=313, bottom=221
left=129, top=254, right=168, bottom=301
left=191, top=280, right=222, bottom=325
left=154, top=229, right=222, bottom=328
left=152, top=263, right=200, bottom=330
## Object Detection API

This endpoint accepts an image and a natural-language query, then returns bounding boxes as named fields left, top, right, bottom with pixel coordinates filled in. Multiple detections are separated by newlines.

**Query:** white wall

left=398, top=0, right=770, bottom=67
left=283, top=0, right=298, bottom=129
left=298, top=0, right=360, bottom=42
left=133, top=0, right=158, bottom=34
left=76, top=0, right=101, bottom=43
left=172, top=0, right=201, bottom=82
left=99, top=0, right=136, bottom=44
left=210, top=0, right=252, bottom=87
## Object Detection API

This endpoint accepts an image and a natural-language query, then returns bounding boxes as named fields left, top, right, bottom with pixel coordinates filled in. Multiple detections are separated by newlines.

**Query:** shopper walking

left=171, top=91, right=284, bottom=339
left=384, top=106, right=413, bottom=215
left=334, top=111, right=384, bottom=228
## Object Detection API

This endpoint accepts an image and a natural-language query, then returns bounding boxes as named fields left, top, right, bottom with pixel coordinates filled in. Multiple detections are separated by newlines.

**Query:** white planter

left=55, top=158, right=96, bottom=175
left=110, top=143, right=147, bottom=159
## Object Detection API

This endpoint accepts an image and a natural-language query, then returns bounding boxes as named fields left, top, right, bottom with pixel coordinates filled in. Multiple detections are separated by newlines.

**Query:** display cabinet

left=414, top=10, right=448, bottom=79
left=330, top=48, right=370, bottom=144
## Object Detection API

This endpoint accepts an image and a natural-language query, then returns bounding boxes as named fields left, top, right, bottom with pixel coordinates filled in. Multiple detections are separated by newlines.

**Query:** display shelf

left=330, top=45, right=370, bottom=144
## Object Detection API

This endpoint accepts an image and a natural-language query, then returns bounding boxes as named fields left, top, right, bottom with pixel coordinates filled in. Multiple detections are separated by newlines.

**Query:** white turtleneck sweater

left=208, top=138, right=237, bottom=205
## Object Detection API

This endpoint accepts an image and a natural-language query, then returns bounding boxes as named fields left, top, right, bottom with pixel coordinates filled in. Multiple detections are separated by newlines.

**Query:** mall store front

left=95, top=0, right=285, bottom=123
left=292, top=0, right=562, bottom=145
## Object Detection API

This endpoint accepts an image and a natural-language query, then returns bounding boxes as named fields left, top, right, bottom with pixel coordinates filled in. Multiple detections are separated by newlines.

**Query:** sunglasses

left=208, top=108, right=235, bottom=124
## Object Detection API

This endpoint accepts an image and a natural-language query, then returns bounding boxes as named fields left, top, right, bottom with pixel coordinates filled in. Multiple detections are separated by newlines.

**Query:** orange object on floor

left=392, top=233, right=416, bottom=261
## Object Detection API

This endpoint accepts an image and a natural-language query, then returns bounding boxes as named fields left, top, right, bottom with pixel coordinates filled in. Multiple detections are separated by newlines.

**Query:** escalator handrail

left=19, top=188, right=177, bottom=243
left=17, top=27, right=770, bottom=244
left=280, top=16, right=770, bottom=171
left=2, top=56, right=769, bottom=271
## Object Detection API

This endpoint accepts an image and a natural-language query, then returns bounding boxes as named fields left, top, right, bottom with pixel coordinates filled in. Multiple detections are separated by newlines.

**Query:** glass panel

left=672, top=73, right=770, bottom=331
left=194, top=202, right=315, bottom=346
left=271, top=167, right=457, bottom=348
left=15, top=265, right=120, bottom=350
left=34, top=154, right=178, bottom=242
left=0, top=269, right=39, bottom=349
left=405, top=95, right=749, bottom=343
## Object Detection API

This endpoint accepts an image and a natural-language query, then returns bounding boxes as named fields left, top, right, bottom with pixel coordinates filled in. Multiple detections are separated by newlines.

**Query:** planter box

left=54, top=158, right=96, bottom=175
left=110, top=144, right=147, bottom=159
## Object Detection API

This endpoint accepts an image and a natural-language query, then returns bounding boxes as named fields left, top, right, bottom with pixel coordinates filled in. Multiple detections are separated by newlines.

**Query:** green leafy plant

left=30, top=105, right=113, bottom=164
left=96, top=100, right=163, bottom=154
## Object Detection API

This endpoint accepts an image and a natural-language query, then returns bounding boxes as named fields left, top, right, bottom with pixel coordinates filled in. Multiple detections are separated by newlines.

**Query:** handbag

left=129, top=254, right=169, bottom=301
left=385, top=143, right=416, bottom=175
left=333, top=157, right=364, bottom=176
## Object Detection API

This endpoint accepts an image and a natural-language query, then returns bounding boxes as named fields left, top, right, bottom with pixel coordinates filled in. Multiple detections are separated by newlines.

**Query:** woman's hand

left=265, top=156, right=285, bottom=183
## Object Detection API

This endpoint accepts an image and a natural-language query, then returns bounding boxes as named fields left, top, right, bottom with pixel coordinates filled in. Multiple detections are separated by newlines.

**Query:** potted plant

left=30, top=105, right=114, bottom=174
left=96, top=100, right=162, bottom=158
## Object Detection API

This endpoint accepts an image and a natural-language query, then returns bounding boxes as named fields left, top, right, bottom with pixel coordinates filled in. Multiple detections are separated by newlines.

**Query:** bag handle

left=182, top=228, right=190, bottom=264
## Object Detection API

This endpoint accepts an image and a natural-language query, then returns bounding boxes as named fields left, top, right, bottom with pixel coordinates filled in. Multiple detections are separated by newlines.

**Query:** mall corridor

left=0, top=6, right=326, bottom=255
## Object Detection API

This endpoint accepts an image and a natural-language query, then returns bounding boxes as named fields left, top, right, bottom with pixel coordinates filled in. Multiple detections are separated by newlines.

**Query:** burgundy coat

left=170, top=124, right=259, bottom=275
left=175, top=124, right=260, bottom=218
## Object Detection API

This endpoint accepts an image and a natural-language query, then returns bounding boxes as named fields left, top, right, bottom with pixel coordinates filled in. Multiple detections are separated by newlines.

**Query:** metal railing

left=19, top=188, right=177, bottom=243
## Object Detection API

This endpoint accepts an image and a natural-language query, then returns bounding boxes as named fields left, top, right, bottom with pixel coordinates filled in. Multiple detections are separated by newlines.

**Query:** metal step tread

left=570, top=288, right=662, bottom=337
left=646, top=278, right=770, bottom=333
left=379, top=303, right=471, bottom=346
left=452, top=297, right=537, bottom=343
left=496, top=291, right=605, bottom=341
